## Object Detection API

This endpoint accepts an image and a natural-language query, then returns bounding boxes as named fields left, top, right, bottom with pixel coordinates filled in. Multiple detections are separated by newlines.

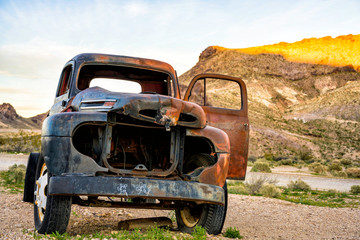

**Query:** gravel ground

left=1, top=187, right=359, bottom=240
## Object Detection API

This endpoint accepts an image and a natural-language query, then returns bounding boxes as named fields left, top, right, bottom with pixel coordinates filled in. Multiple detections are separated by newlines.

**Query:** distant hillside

left=180, top=34, right=360, bottom=161
left=0, top=103, right=45, bottom=129
left=235, top=34, right=360, bottom=71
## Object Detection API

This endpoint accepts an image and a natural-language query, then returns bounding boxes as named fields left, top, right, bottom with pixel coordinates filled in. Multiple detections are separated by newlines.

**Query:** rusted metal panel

left=42, top=137, right=108, bottom=176
left=184, top=74, right=249, bottom=180
left=70, top=87, right=207, bottom=129
left=197, top=153, right=230, bottom=187
left=42, top=112, right=107, bottom=137
left=186, top=126, right=230, bottom=153
left=48, top=175, right=225, bottom=205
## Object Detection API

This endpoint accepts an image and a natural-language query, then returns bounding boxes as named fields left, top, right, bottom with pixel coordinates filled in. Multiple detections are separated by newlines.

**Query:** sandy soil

left=1, top=187, right=359, bottom=240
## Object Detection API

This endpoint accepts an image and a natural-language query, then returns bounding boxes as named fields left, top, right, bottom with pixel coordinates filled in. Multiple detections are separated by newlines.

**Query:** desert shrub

left=251, top=160, right=271, bottom=173
left=259, top=184, right=281, bottom=198
left=332, top=160, right=341, bottom=165
left=0, top=130, right=41, bottom=153
left=0, top=164, right=26, bottom=191
left=330, top=170, right=347, bottom=178
left=350, top=185, right=360, bottom=194
left=287, top=178, right=311, bottom=191
left=278, top=159, right=293, bottom=165
left=245, top=177, right=266, bottom=195
left=340, top=159, right=353, bottom=166
left=228, top=181, right=249, bottom=195
left=298, top=147, right=313, bottom=163
left=264, top=153, right=275, bottom=161
left=346, top=168, right=360, bottom=178
left=328, top=163, right=342, bottom=172
left=248, top=156, right=257, bottom=163
left=244, top=176, right=277, bottom=195
left=295, top=164, right=303, bottom=169
left=308, top=163, right=327, bottom=174
left=223, top=227, right=243, bottom=239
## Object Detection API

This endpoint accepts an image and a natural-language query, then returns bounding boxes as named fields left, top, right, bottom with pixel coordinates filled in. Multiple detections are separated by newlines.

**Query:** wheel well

left=184, top=136, right=214, bottom=157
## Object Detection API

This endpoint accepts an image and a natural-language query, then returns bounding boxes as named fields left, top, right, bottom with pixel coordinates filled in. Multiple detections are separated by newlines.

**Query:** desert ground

left=1, top=153, right=360, bottom=239
left=0, top=186, right=359, bottom=240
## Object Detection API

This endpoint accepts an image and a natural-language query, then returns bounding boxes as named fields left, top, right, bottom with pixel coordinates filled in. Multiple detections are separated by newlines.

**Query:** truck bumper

left=48, top=175, right=225, bottom=205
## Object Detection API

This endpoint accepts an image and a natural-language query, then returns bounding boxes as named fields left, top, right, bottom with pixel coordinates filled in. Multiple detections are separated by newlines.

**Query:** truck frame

left=23, top=53, right=249, bottom=235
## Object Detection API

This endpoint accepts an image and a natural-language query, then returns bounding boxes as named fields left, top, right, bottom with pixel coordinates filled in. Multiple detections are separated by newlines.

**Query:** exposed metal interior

left=72, top=121, right=173, bottom=175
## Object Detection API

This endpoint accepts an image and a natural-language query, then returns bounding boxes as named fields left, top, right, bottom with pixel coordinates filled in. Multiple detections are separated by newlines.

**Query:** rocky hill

left=0, top=103, right=45, bottom=129
left=179, top=34, right=360, bottom=161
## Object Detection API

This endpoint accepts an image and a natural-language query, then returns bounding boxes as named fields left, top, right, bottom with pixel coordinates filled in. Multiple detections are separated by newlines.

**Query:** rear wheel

left=23, top=152, right=40, bottom=203
left=176, top=153, right=228, bottom=235
left=34, top=157, right=72, bottom=234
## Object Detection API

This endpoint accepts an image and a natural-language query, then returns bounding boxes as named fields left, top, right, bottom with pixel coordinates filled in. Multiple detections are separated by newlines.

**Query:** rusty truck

left=23, top=53, right=249, bottom=235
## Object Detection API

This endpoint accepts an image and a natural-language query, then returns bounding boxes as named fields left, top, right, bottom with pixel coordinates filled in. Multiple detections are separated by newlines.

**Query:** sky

left=0, top=0, right=359, bottom=117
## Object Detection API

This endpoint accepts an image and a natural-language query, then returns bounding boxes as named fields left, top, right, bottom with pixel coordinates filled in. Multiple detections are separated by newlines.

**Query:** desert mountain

left=0, top=103, right=45, bottom=129
left=180, top=34, right=360, bottom=161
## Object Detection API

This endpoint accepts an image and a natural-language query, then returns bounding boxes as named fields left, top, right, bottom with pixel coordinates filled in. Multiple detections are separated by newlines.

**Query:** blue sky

left=0, top=0, right=359, bottom=117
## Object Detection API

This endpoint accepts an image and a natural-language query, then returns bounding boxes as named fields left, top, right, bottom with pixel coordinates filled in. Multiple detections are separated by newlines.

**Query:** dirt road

left=0, top=153, right=28, bottom=170
left=1, top=187, right=359, bottom=240
left=247, top=171, right=360, bottom=192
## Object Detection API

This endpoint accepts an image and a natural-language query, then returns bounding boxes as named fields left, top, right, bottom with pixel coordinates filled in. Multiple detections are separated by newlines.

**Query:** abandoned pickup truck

left=23, top=53, right=249, bottom=235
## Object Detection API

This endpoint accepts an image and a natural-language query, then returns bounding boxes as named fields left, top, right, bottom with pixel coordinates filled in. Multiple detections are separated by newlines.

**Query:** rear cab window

left=77, top=64, right=174, bottom=96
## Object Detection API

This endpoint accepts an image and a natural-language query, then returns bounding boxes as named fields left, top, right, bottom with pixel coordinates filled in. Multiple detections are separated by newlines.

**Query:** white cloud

left=123, top=2, right=147, bottom=16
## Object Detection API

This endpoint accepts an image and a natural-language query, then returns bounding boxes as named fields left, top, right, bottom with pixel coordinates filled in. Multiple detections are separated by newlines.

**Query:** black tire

left=176, top=153, right=228, bottom=235
left=33, top=156, right=72, bottom=234
left=23, top=152, right=40, bottom=203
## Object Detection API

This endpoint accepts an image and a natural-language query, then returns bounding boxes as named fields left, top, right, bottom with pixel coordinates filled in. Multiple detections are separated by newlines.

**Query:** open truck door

left=184, top=74, right=249, bottom=179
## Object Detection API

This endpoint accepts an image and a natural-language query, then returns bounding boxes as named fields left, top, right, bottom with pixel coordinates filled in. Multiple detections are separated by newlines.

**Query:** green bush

left=244, top=176, right=277, bottom=195
left=298, top=147, right=313, bottom=162
left=228, top=181, right=249, bottom=195
left=191, top=226, right=206, bottom=240
left=248, top=156, right=257, bottom=163
left=340, top=159, right=352, bottom=166
left=3, top=164, right=26, bottom=185
left=264, top=153, right=275, bottom=161
left=346, top=168, right=360, bottom=178
left=350, top=185, right=360, bottom=194
left=245, top=178, right=266, bottom=195
left=332, top=160, right=341, bottom=165
left=259, top=184, right=281, bottom=198
left=287, top=179, right=311, bottom=191
left=0, top=164, right=26, bottom=192
left=330, top=170, right=347, bottom=178
left=223, top=227, right=243, bottom=239
left=251, top=160, right=271, bottom=173
left=308, top=163, right=327, bottom=174
left=278, top=159, right=293, bottom=165
left=328, top=163, right=342, bottom=172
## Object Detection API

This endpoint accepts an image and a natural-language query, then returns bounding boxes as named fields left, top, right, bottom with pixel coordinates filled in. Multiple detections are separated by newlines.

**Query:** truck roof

left=71, top=53, right=177, bottom=77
